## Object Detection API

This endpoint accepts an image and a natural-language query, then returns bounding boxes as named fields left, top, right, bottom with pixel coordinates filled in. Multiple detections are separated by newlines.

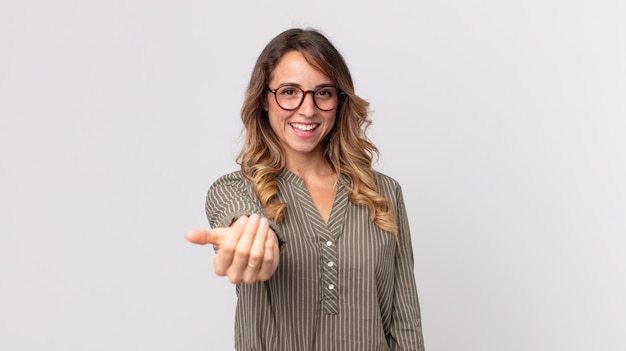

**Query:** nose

left=298, top=91, right=316, bottom=117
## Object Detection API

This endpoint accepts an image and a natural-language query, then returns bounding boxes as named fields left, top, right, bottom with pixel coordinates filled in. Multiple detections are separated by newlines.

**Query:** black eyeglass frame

left=267, top=85, right=346, bottom=111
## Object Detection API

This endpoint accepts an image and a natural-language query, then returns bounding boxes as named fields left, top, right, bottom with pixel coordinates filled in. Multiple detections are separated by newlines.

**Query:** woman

left=186, top=28, right=425, bottom=350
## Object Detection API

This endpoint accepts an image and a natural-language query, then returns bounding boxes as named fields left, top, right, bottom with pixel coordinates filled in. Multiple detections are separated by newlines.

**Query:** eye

left=316, top=87, right=335, bottom=98
left=278, top=87, right=300, bottom=96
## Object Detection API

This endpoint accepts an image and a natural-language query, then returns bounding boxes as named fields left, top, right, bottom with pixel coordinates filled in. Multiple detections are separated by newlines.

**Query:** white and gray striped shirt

left=206, top=169, right=425, bottom=350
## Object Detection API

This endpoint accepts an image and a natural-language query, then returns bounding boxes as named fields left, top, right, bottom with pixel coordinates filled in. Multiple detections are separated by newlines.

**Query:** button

left=327, top=261, right=334, bottom=267
left=326, top=240, right=333, bottom=246
left=328, top=284, right=335, bottom=290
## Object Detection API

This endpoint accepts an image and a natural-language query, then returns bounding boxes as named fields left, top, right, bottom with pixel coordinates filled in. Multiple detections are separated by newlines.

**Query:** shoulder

left=212, top=170, right=246, bottom=185
left=372, top=170, right=403, bottom=194
left=208, top=170, right=254, bottom=196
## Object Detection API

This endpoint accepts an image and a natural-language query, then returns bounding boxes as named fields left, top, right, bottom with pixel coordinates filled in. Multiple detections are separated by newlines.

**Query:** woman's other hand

left=185, top=214, right=279, bottom=284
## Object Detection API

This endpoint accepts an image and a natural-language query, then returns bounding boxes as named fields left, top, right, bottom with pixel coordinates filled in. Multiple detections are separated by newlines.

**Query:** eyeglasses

left=268, top=85, right=345, bottom=111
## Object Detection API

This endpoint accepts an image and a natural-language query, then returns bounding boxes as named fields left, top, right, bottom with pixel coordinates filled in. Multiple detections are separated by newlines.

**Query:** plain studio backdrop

left=1, top=1, right=624, bottom=350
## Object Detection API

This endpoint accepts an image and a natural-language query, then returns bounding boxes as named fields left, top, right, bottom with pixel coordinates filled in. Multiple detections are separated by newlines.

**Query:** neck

left=284, top=153, right=335, bottom=181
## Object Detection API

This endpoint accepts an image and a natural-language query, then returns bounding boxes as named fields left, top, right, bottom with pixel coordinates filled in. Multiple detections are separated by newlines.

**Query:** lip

left=289, top=122, right=319, bottom=138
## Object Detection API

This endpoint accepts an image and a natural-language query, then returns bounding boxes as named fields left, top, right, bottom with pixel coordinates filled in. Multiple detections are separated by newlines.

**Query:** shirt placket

left=320, top=234, right=339, bottom=315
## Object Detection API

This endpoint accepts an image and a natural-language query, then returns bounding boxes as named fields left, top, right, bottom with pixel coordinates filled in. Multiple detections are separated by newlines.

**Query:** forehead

left=270, top=51, right=332, bottom=85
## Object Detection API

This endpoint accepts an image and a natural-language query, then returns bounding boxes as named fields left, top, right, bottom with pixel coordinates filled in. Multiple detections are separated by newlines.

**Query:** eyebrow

left=276, top=82, right=336, bottom=89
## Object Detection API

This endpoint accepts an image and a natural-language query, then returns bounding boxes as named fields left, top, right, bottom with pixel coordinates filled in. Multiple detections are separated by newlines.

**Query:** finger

left=242, top=217, right=270, bottom=284
left=185, top=228, right=229, bottom=246
left=248, top=217, right=269, bottom=267
left=227, top=214, right=261, bottom=282
left=218, top=216, right=248, bottom=250
left=214, top=216, right=248, bottom=276
left=257, top=229, right=279, bottom=281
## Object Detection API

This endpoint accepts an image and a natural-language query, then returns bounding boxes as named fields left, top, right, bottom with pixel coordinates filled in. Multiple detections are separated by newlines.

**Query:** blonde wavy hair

left=237, top=28, right=397, bottom=234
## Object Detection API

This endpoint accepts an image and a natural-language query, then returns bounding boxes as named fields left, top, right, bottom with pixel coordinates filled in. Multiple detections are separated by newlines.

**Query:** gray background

left=1, top=1, right=624, bottom=350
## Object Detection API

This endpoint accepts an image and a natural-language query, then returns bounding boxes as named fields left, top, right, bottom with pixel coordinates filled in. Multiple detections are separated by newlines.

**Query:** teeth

left=290, top=123, right=318, bottom=131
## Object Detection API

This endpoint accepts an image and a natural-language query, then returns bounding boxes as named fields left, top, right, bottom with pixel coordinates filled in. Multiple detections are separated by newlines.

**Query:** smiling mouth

left=290, top=122, right=319, bottom=133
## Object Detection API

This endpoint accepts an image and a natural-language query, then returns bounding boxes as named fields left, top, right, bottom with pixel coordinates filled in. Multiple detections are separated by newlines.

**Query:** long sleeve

left=206, top=171, right=260, bottom=228
left=388, top=186, right=426, bottom=350
left=205, top=171, right=282, bottom=242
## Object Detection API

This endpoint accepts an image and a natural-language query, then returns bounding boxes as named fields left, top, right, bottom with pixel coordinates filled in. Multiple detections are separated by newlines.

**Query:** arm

left=186, top=172, right=280, bottom=284
left=388, top=187, right=426, bottom=350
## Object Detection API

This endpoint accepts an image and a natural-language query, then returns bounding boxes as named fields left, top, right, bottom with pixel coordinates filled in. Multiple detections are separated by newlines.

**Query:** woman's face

left=266, top=50, right=337, bottom=162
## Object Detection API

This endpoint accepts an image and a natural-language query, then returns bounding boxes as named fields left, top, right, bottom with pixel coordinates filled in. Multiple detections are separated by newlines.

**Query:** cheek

left=326, top=113, right=337, bottom=128
left=267, top=108, right=285, bottom=134
left=267, top=101, right=294, bottom=123
left=266, top=95, right=283, bottom=118
left=267, top=113, right=278, bottom=133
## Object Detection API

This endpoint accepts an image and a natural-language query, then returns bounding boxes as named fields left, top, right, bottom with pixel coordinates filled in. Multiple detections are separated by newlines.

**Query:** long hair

left=237, top=28, right=397, bottom=234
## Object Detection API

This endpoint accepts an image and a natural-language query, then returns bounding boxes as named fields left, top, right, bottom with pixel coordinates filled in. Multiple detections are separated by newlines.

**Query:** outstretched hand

left=185, top=214, right=280, bottom=284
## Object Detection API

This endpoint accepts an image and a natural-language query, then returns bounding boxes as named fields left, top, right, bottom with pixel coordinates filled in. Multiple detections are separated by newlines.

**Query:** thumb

left=184, top=228, right=228, bottom=245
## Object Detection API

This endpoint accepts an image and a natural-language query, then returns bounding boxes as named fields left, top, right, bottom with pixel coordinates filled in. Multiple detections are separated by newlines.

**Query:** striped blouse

left=205, top=169, right=425, bottom=350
